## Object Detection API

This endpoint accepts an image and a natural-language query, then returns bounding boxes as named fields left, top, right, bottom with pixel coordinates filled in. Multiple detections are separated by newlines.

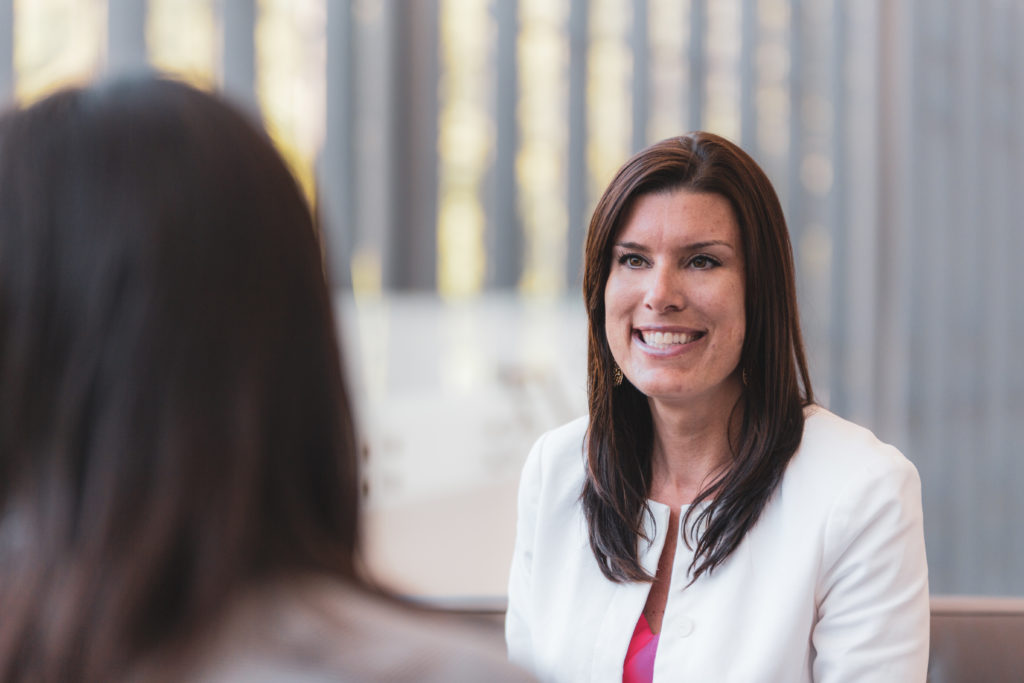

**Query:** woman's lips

left=632, top=328, right=706, bottom=353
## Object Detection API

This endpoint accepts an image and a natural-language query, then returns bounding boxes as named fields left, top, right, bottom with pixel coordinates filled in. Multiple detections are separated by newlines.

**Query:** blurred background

left=1, top=0, right=1021, bottom=600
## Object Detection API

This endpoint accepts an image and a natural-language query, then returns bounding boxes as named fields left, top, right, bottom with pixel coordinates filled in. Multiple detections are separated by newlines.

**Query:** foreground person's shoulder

left=178, top=578, right=535, bottom=682
left=338, top=588, right=535, bottom=682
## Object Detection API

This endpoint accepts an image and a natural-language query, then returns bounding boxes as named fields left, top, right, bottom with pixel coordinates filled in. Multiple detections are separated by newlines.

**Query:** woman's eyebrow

left=613, top=239, right=735, bottom=251
left=685, top=240, right=735, bottom=252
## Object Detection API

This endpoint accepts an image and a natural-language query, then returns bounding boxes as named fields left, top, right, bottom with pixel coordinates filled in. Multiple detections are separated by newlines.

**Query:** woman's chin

left=630, top=374, right=742, bottom=409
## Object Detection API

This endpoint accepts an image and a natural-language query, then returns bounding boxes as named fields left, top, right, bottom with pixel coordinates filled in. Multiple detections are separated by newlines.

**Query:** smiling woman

left=506, top=133, right=931, bottom=682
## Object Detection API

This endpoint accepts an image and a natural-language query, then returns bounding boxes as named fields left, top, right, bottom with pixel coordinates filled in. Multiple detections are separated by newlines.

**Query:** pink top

left=622, top=613, right=660, bottom=683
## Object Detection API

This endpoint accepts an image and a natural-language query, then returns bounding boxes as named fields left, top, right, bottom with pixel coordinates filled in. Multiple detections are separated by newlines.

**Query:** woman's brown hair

left=0, top=77, right=361, bottom=680
left=581, top=133, right=814, bottom=583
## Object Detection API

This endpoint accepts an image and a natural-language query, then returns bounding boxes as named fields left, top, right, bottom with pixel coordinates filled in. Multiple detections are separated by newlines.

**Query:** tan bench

left=928, top=595, right=1024, bottom=683
left=430, top=594, right=1024, bottom=681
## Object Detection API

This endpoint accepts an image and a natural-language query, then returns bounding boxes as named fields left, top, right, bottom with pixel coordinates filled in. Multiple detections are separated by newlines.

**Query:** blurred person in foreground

left=506, top=133, right=929, bottom=682
left=0, top=76, right=527, bottom=682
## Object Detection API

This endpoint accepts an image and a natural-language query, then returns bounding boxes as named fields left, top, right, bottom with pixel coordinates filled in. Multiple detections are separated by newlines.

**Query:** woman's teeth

left=640, top=331, right=697, bottom=347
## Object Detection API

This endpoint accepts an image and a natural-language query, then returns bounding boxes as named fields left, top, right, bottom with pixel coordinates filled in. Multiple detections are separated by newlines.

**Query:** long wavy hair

left=581, top=133, right=814, bottom=583
left=0, top=77, right=361, bottom=681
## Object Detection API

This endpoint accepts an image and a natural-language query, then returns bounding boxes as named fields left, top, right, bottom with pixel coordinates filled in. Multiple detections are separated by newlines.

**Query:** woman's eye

left=689, top=254, right=719, bottom=269
left=619, top=254, right=647, bottom=268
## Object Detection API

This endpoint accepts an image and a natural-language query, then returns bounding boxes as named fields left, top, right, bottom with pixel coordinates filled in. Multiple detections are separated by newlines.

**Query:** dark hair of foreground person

left=0, top=76, right=361, bottom=679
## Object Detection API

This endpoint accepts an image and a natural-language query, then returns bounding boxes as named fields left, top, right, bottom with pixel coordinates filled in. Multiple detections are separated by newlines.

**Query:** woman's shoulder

left=531, top=415, right=589, bottom=457
left=790, top=405, right=919, bottom=490
left=772, top=407, right=925, bottom=574
left=519, top=416, right=589, bottom=495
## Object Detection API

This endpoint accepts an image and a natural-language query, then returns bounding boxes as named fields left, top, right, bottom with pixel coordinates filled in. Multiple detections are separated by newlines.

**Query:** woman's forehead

left=614, top=191, right=740, bottom=248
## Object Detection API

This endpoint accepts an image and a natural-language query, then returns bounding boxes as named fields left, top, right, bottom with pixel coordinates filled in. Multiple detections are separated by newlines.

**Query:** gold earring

left=742, top=368, right=749, bottom=386
left=613, top=365, right=623, bottom=386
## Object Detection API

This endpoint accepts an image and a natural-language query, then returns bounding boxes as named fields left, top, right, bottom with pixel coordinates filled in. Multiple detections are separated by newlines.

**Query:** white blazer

left=506, top=406, right=929, bottom=682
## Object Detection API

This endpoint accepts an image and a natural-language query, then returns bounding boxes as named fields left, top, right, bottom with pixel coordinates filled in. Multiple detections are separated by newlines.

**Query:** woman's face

left=603, top=190, right=746, bottom=411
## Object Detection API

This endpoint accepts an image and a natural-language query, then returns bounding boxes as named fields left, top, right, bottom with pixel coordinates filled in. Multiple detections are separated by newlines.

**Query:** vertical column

left=566, top=0, right=588, bottom=290
left=825, top=0, right=848, bottom=414
left=836, top=0, right=881, bottom=428
left=785, top=0, right=804, bottom=249
left=1009, top=0, right=1024, bottom=596
left=738, top=0, right=757, bottom=151
left=388, top=0, right=438, bottom=289
left=981, top=0, right=1013, bottom=593
left=914, top=0, right=954, bottom=593
left=487, top=0, right=521, bottom=289
left=107, top=0, right=149, bottom=76
left=220, top=0, right=258, bottom=115
left=0, top=0, right=12, bottom=105
left=320, top=0, right=355, bottom=288
left=686, top=0, right=707, bottom=130
left=630, top=0, right=648, bottom=151
left=944, top=0, right=982, bottom=592
left=872, top=0, right=915, bottom=451
left=352, top=0, right=395, bottom=294
left=955, top=0, right=987, bottom=592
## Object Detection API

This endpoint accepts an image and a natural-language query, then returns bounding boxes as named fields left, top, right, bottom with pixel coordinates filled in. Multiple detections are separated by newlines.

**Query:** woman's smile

left=633, top=327, right=706, bottom=354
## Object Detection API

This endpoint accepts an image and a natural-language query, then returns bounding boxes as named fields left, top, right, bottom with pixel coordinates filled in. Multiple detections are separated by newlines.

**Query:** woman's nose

left=643, top=266, right=684, bottom=312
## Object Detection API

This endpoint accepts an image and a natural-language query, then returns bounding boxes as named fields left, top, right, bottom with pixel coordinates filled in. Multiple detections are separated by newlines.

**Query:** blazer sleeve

left=505, top=431, right=546, bottom=672
left=811, top=450, right=930, bottom=682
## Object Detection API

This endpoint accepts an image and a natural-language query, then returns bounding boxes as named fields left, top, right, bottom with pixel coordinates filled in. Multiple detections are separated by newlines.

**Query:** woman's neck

left=647, top=389, right=741, bottom=507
